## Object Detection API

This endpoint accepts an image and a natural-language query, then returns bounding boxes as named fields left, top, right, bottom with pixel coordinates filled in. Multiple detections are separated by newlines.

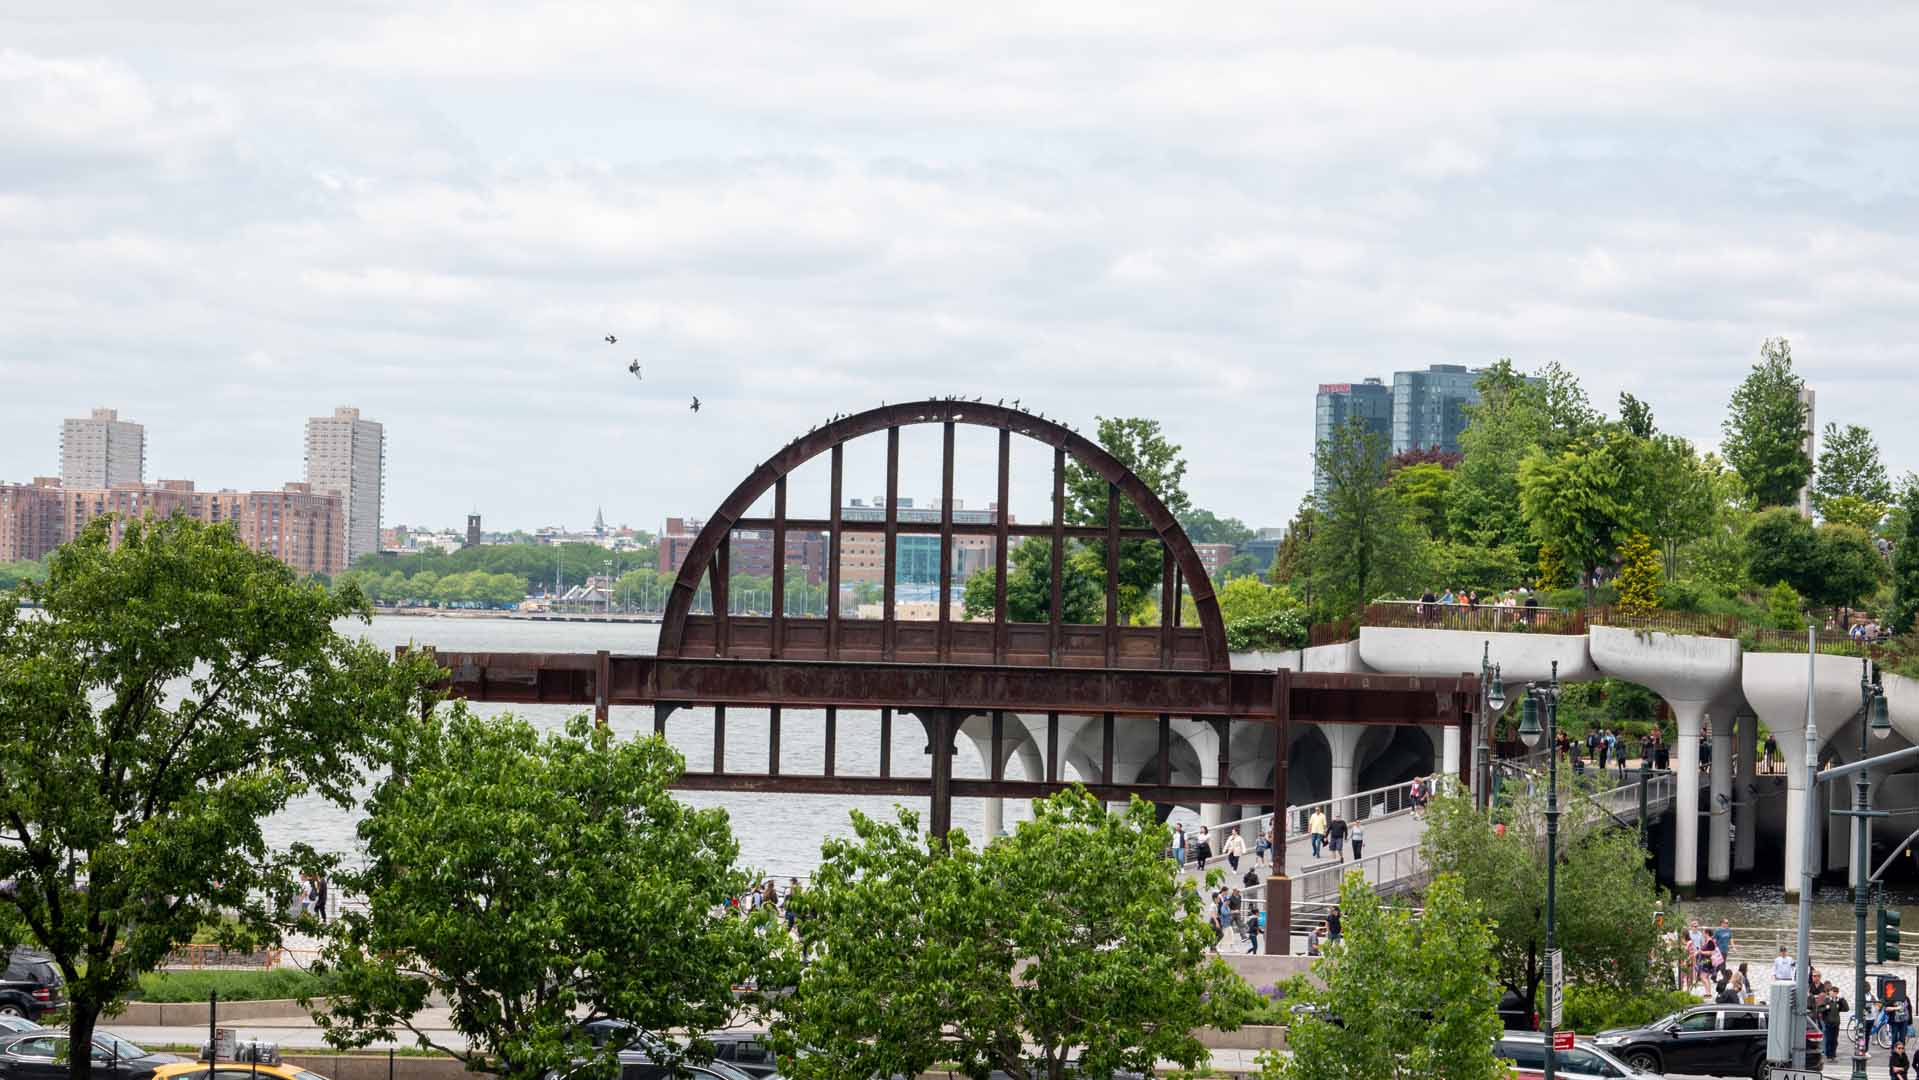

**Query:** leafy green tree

left=1067, top=417, right=1192, bottom=620
left=1811, top=524, right=1885, bottom=611
left=1178, top=509, right=1254, bottom=547
left=1220, top=552, right=1263, bottom=582
left=1448, top=359, right=1547, bottom=549
left=1517, top=427, right=1644, bottom=604
left=1766, top=581, right=1804, bottom=630
left=1269, top=502, right=1318, bottom=594
left=1536, top=360, right=1602, bottom=452
left=1890, top=482, right=1919, bottom=635
left=1814, top=422, right=1892, bottom=520
left=1633, top=435, right=1717, bottom=579
left=0, top=559, right=47, bottom=591
left=1721, top=338, right=1812, bottom=507
left=1216, top=578, right=1307, bottom=651
left=1308, top=419, right=1428, bottom=613
left=1258, top=872, right=1505, bottom=1080
left=0, top=516, right=437, bottom=1080
left=1821, top=495, right=1888, bottom=531
left=1420, top=790, right=1668, bottom=1022
left=1428, top=542, right=1528, bottom=594
left=1746, top=508, right=1818, bottom=596
left=961, top=538, right=1102, bottom=624
left=316, top=709, right=768, bottom=1080
left=1389, top=462, right=1455, bottom=541
left=1617, top=392, right=1656, bottom=438
left=775, top=789, right=1256, bottom=1080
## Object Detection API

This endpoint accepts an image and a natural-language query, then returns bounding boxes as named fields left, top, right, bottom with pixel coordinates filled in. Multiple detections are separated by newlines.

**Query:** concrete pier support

left=1440, top=724, right=1461, bottom=782
left=1742, top=652, right=1864, bottom=901
left=1734, top=708, right=1757, bottom=873
left=1671, top=701, right=1705, bottom=897
left=1320, top=723, right=1365, bottom=820
left=1709, top=720, right=1732, bottom=885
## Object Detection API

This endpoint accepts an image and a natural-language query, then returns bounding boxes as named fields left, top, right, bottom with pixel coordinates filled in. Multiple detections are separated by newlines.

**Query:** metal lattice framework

left=657, top=399, right=1230, bottom=670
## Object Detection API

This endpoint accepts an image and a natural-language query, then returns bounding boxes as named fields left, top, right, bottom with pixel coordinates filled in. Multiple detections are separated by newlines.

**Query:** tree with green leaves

left=1067, top=417, right=1192, bottom=620
left=1617, top=392, right=1656, bottom=438
left=1419, top=789, right=1669, bottom=1023
left=1447, top=359, right=1547, bottom=550
left=1811, top=524, right=1885, bottom=611
left=1178, top=508, right=1254, bottom=547
left=1744, top=507, right=1818, bottom=595
left=0, top=516, right=438, bottom=1080
left=1632, top=434, right=1717, bottom=579
left=774, top=789, right=1256, bottom=1080
left=1890, top=481, right=1919, bottom=635
left=1257, top=872, right=1506, bottom=1080
left=1536, top=360, right=1602, bottom=452
left=1307, top=419, right=1428, bottom=614
left=961, top=537, right=1103, bottom=624
left=1614, top=532, right=1662, bottom=614
left=1813, top=422, right=1892, bottom=524
left=1517, top=426, right=1644, bottom=604
left=1721, top=338, right=1812, bottom=507
left=1269, top=502, right=1318, bottom=594
left=316, top=709, right=769, bottom=1080
left=1389, top=461, right=1455, bottom=541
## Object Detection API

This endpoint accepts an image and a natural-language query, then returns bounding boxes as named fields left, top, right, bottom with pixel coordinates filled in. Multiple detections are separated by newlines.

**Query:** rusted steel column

left=880, top=707, right=893, bottom=778
left=771, top=477, right=787, bottom=658
left=824, top=706, right=837, bottom=777
left=929, top=710, right=954, bottom=841
left=1104, top=482, right=1120, bottom=667
left=713, top=537, right=731, bottom=655
left=1048, top=446, right=1065, bottom=664
left=1102, top=712, right=1115, bottom=785
left=713, top=704, right=727, bottom=773
left=1159, top=546, right=1176, bottom=666
left=827, top=444, right=843, bottom=658
left=938, top=421, right=955, bottom=662
left=594, top=650, right=610, bottom=727
left=653, top=703, right=666, bottom=736
left=1215, top=717, right=1232, bottom=795
left=1046, top=712, right=1060, bottom=782
left=1267, top=670, right=1292, bottom=955
left=1158, top=714, right=1171, bottom=785
left=883, top=427, right=900, bottom=661
left=990, top=710, right=1005, bottom=782
left=993, top=428, right=1010, bottom=662
left=768, top=705, right=781, bottom=776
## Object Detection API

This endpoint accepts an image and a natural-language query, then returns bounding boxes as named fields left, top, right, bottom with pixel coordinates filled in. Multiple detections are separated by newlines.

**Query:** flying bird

left=605, top=334, right=617, bottom=344
left=627, top=360, right=642, bottom=380
left=689, top=396, right=702, bottom=413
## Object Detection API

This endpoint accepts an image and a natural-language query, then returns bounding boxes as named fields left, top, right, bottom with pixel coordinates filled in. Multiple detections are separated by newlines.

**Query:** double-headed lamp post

left=1849, top=659, right=1892, bottom=1080
left=1517, top=660, right=1562, bottom=1080
left=1478, top=643, right=1507, bottom=808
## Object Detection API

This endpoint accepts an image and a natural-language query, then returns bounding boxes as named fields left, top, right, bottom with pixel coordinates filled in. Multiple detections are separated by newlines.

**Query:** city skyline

left=4, top=6, right=1918, bottom=530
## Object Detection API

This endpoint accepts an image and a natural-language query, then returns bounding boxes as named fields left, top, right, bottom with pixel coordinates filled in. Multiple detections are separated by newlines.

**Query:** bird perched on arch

left=689, top=396, right=702, bottom=413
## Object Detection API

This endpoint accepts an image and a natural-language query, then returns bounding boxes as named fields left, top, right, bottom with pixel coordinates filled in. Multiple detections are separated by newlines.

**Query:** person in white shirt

left=1772, top=946, right=1795, bottom=984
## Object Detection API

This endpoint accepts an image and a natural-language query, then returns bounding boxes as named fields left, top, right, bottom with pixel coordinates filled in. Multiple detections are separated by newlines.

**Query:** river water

left=265, top=614, right=1038, bottom=879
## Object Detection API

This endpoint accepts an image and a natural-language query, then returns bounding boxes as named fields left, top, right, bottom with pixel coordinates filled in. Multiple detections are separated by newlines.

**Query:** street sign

left=213, top=1028, right=236, bottom=1061
left=1552, top=1031, right=1574, bottom=1051
left=1770, top=1070, right=1819, bottom=1080
left=1548, top=949, right=1564, bottom=1027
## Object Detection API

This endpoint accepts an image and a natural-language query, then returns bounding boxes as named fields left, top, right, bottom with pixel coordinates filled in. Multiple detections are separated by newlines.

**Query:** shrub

left=1226, top=609, right=1309, bottom=652
left=1614, top=533, right=1662, bottom=615
left=135, top=969, right=334, bottom=1003
left=1561, top=986, right=1700, bottom=1033
left=1766, top=581, right=1803, bottom=631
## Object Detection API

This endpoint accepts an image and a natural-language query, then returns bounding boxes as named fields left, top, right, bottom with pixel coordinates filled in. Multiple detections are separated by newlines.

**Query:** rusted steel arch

left=657, top=399, right=1230, bottom=669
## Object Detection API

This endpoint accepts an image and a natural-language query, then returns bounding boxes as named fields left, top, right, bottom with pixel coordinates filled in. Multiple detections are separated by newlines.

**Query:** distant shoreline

left=371, top=607, right=664, bottom=624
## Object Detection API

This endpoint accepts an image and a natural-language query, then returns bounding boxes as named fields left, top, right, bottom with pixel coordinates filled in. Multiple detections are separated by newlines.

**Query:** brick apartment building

left=0, top=478, right=345, bottom=577
left=658, top=517, right=828, bottom=585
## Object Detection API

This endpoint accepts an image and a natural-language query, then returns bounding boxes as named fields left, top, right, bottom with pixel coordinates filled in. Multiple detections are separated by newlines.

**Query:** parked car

left=0, top=950, right=64, bottom=1022
left=696, top=1035, right=779, bottom=1079
left=151, top=1039, right=330, bottom=1080
left=612, top=1044, right=762, bottom=1080
left=0, top=1020, right=40, bottom=1037
left=1590, top=1002, right=1823, bottom=1079
left=1496, top=1033, right=1658, bottom=1079
left=0, top=1030, right=182, bottom=1080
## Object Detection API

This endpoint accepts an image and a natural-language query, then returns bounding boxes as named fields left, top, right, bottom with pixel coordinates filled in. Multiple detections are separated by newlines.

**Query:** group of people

left=1551, top=725, right=1672, bottom=777
left=1305, top=905, right=1343, bottom=956
left=1416, top=587, right=1544, bottom=625
left=727, top=876, right=804, bottom=931
left=296, top=873, right=329, bottom=922
left=1305, top=805, right=1363, bottom=862
left=1205, top=884, right=1264, bottom=953
left=1683, top=918, right=1742, bottom=997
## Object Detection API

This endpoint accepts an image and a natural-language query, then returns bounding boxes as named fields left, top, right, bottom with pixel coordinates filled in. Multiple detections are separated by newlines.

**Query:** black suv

left=1591, top=1002, right=1823, bottom=1079
left=0, top=949, right=63, bottom=1022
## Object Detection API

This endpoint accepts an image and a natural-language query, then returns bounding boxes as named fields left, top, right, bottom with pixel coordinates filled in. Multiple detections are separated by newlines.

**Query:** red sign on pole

left=1553, top=1031, right=1575, bottom=1052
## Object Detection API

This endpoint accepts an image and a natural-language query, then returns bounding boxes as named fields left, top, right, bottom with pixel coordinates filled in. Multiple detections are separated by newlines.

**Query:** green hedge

left=1561, top=986, right=1700, bottom=1033
left=135, top=969, right=334, bottom=1003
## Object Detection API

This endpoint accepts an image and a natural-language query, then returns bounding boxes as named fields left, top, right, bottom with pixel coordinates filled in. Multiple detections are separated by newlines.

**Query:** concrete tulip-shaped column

left=1741, top=652, right=1868, bottom=900
left=1708, top=713, right=1734, bottom=884
left=1733, top=708, right=1759, bottom=873
left=1320, top=722, right=1367, bottom=821
left=1588, top=627, right=1743, bottom=898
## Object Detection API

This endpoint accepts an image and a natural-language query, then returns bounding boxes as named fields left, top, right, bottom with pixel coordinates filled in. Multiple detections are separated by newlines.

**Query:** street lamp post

left=1849, top=658, right=1892, bottom=1080
left=1518, top=660, right=1563, bottom=1080
left=1478, top=642, right=1506, bottom=809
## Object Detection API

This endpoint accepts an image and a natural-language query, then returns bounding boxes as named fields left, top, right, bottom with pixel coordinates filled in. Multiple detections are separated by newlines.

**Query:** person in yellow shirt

left=1308, top=807, right=1327, bottom=859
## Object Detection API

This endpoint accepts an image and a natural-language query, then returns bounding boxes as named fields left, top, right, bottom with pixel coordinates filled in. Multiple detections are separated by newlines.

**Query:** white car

left=1496, top=1033, right=1664, bottom=1079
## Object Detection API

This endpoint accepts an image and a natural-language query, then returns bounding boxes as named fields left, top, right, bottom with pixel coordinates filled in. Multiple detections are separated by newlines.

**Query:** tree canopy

left=961, top=537, right=1103, bottom=624
left=774, top=789, right=1256, bottom=1080
left=1517, top=426, right=1644, bottom=602
left=315, top=709, right=769, bottom=1080
left=1891, top=481, right=1919, bottom=635
left=1306, top=418, right=1427, bottom=613
left=1814, top=422, right=1892, bottom=523
left=1721, top=338, right=1812, bottom=508
left=0, top=516, right=437, bottom=1080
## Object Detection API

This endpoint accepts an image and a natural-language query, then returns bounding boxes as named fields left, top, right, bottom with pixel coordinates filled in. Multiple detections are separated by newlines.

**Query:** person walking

left=1224, top=829, right=1247, bottom=872
left=1247, top=906, right=1265, bottom=955
left=1328, top=814, right=1348, bottom=862
left=1713, top=919, right=1734, bottom=959
left=1891, top=1039, right=1910, bottom=1080
left=1174, top=823, right=1187, bottom=868
left=1820, top=982, right=1849, bottom=1062
left=1772, top=946, right=1795, bottom=986
left=1327, top=904, right=1343, bottom=943
left=1195, top=826, right=1213, bottom=872
left=1764, top=732, right=1779, bottom=773
left=1309, top=806, right=1328, bottom=859
left=1890, top=986, right=1913, bottom=1050
left=1350, top=822, right=1365, bottom=861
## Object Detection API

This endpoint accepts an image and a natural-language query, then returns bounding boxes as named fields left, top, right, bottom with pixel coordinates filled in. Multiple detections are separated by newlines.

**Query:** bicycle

left=1849, top=996, right=1896, bottom=1050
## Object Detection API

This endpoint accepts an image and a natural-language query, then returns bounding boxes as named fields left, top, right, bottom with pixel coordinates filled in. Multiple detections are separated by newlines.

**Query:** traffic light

left=1878, top=906, right=1902, bottom=962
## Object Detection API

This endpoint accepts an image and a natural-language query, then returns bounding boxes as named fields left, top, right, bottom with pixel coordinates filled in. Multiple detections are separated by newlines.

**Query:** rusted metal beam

left=993, top=428, right=1010, bottom=663
left=1101, top=712, right=1115, bottom=785
left=880, top=707, right=893, bottom=777
left=1046, top=711, right=1059, bottom=782
left=713, top=537, right=731, bottom=655
left=1158, top=713, right=1170, bottom=785
left=1269, top=669, right=1291, bottom=955
left=669, top=772, right=1275, bottom=805
left=930, top=710, right=954, bottom=839
left=1159, top=545, right=1176, bottom=668
left=938, top=420, right=954, bottom=663
left=733, top=518, right=1159, bottom=542
left=824, top=705, right=837, bottom=776
left=714, top=704, right=727, bottom=773
left=1105, top=482, right=1120, bottom=668
left=771, top=477, right=787, bottom=659
left=883, top=427, right=899, bottom=662
left=769, top=705, right=781, bottom=776
left=1049, top=446, right=1065, bottom=664
left=990, top=710, right=1004, bottom=782
left=827, top=444, right=843, bottom=659
left=594, top=650, right=609, bottom=727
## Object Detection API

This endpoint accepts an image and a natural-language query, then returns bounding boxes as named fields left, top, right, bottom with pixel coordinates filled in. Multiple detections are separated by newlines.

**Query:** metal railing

left=1291, top=843, right=1429, bottom=906
left=1198, top=774, right=1455, bottom=843
left=1355, top=599, right=1882, bottom=656
left=1360, top=599, right=1588, bottom=635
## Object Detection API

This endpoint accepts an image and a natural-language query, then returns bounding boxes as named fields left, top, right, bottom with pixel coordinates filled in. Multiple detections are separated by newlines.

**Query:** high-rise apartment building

left=59, top=408, right=146, bottom=489
left=839, top=498, right=1002, bottom=590
left=0, top=478, right=65, bottom=563
left=304, top=406, right=385, bottom=566
left=1391, top=364, right=1485, bottom=455
left=1312, top=379, right=1394, bottom=492
left=4, top=478, right=344, bottom=577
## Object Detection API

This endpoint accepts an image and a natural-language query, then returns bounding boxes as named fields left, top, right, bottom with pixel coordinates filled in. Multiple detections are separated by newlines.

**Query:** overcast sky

left=4, top=3, right=1917, bottom=533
